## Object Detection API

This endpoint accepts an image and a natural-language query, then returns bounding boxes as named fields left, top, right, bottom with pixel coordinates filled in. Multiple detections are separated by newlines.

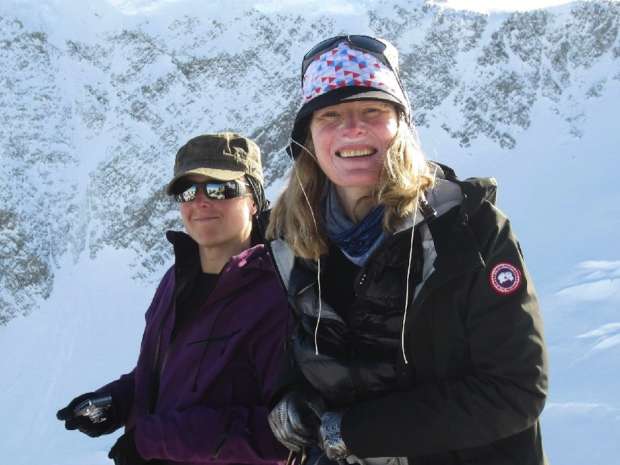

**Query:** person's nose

left=341, top=112, right=365, bottom=137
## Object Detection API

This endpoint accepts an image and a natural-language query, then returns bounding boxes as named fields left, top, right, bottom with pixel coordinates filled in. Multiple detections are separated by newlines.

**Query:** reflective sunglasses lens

left=205, top=182, right=228, bottom=200
left=205, top=181, right=248, bottom=200
left=175, top=184, right=197, bottom=203
left=175, top=181, right=248, bottom=202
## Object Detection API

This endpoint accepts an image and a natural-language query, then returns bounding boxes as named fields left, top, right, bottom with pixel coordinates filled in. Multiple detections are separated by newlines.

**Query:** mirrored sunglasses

left=174, top=180, right=251, bottom=203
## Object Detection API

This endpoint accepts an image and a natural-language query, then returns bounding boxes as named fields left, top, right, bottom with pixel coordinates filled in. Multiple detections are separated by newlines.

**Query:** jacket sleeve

left=95, top=370, right=135, bottom=427
left=341, top=203, right=549, bottom=457
left=133, top=298, right=289, bottom=464
left=269, top=313, right=310, bottom=408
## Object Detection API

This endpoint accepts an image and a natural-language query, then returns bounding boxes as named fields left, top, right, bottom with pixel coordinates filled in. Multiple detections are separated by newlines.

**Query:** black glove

left=268, top=390, right=326, bottom=452
left=108, top=430, right=148, bottom=465
left=318, top=411, right=350, bottom=461
left=56, top=392, right=119, bottom=438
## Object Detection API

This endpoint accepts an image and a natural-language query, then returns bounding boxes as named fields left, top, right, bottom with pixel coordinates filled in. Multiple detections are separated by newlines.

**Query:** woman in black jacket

left=266, top=35, right=549, bottom=465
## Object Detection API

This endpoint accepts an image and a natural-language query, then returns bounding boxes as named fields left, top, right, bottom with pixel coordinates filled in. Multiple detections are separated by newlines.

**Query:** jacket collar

left=165, top=230, right=273, bottom=302
left=166, top=230, right=270, bottom=268
left=412, top=164, right=487, bottom=277
left=166, top=230, right=200, bottom=270
left=284, top=162, right=495, bottom=296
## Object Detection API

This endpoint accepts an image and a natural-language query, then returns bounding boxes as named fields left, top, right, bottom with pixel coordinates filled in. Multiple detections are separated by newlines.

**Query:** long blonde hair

left=266, top=114, right=434, bottom=259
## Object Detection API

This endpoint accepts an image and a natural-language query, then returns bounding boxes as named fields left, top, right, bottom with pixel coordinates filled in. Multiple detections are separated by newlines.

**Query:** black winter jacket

left=269, top=164, right=549, bottom=465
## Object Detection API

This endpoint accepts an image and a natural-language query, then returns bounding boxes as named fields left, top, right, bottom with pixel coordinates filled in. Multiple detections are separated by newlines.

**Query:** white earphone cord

left=287, top=139, right=323, bottom=356
left=401, top=165, right=438, bottom=364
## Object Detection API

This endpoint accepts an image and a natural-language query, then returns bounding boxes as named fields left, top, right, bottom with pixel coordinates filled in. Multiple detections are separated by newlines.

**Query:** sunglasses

left=301, top=35, right=399, bottom=82
left=174, top=180, right=251, bottom=203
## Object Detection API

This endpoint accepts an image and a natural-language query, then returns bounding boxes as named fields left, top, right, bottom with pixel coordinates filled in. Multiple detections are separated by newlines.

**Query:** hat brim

left=166, top=167, right=245, bottom=195
left=289, top=87, right=407, bottom=159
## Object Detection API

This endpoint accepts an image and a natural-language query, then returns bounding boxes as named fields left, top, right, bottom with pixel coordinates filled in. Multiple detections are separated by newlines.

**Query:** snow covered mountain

left=1, top=0, right=618, bottom=322
left=0, top=1, right=618, bottom=464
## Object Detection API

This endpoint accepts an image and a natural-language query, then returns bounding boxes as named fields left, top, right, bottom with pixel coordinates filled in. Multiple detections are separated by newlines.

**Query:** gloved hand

left=108, top=430, right=148, bottom=465
left=268, top=390, right=326, bottom=452
left=56, top=392, right=119, bottom=437
left=318, top=411, right=350, bottom=461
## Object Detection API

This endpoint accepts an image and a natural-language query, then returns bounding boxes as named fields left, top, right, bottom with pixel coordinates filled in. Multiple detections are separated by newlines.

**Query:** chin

left=336, top=175, right=380, bottom=188
left=189, top=231, right=219, bottom=246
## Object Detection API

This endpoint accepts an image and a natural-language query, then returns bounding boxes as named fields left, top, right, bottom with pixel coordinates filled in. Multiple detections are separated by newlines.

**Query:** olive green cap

left=167, top=132, right=263, bottom=194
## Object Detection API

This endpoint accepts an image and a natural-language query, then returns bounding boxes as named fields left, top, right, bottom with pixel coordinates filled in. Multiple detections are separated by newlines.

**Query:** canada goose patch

left=489, top=263, right=522, bottom=295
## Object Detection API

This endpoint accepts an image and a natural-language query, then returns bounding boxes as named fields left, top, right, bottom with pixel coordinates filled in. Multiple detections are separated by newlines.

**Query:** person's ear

left=250, top=199, right=258, bottom=217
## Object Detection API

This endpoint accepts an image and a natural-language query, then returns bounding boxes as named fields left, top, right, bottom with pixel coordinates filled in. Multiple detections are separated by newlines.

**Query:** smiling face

left=179, top=174, right=256, bottom=256
left=309, top=100, right=399, bottom=196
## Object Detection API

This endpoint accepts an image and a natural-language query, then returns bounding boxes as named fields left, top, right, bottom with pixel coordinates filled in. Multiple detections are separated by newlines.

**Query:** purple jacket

left=100, top=232, right=289, bottom=464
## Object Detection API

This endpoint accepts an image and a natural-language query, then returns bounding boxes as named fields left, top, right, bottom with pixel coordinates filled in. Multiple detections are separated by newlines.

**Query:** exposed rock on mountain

left=0, top=0, right=618, bottom=323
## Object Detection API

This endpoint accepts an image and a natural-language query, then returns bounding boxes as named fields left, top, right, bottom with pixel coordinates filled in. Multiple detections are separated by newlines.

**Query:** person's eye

left=317, top=109, right=340, bottom=120
left=364, top=105, right=385, bottom=115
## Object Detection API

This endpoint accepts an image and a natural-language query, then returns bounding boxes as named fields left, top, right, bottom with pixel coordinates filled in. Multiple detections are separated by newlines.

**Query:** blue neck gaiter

left=323, top=183, right=386, bottom=266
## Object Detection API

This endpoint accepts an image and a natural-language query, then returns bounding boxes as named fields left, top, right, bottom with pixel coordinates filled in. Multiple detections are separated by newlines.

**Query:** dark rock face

left=0, top=1, right=618, bottom=322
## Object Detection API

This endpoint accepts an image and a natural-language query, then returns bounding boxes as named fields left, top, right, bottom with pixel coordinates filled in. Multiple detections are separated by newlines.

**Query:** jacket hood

left=393, top=162, right=498, bottom=235
left=166, top=230, right=270, bottom=266
left=434, top=162, right=498, bottom=216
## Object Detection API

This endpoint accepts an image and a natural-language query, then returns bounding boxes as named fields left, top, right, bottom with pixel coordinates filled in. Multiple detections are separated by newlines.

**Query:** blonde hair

left=266, top=114, right=435, bottom=259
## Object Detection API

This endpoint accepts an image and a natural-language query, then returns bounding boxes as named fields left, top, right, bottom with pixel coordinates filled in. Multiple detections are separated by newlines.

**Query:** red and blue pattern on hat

left=301, top=41, right=407, bottom=106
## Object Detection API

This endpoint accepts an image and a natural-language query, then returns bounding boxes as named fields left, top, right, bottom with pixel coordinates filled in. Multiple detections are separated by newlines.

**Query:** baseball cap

left=166, top=132, right=263, bottom=195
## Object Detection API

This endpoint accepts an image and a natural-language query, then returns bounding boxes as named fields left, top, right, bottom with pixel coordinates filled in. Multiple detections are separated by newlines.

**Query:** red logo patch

left=489, top=263, right=522, bottom=295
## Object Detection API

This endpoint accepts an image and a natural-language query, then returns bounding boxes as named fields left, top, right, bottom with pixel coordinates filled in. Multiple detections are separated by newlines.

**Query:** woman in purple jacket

left=57, top=133, right=289, bottom=465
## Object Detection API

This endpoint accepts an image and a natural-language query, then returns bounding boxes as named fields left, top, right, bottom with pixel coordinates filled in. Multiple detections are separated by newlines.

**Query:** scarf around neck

left=323, top=183, right=386, bottom=266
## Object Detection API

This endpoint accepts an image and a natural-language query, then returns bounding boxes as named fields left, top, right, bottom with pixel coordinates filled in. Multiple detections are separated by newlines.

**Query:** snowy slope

left=0, top=0, right=619, bottom=464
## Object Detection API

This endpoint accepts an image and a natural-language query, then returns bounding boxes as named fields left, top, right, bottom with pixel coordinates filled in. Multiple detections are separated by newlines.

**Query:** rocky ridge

left=0, top=0, right=618, bottom=323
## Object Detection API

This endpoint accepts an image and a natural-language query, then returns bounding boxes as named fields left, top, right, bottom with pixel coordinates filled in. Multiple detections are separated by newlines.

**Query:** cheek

left=315, top=149, right=331, bottom=174
left=232, top=200, right=255, bottom=225
left=311, top=132, right=333, bottom=171
left=310, top=124, right=330, bottom=155
left=179, top=204, right=191, bottom=225
left=242, top=196, right=258, bottom=217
